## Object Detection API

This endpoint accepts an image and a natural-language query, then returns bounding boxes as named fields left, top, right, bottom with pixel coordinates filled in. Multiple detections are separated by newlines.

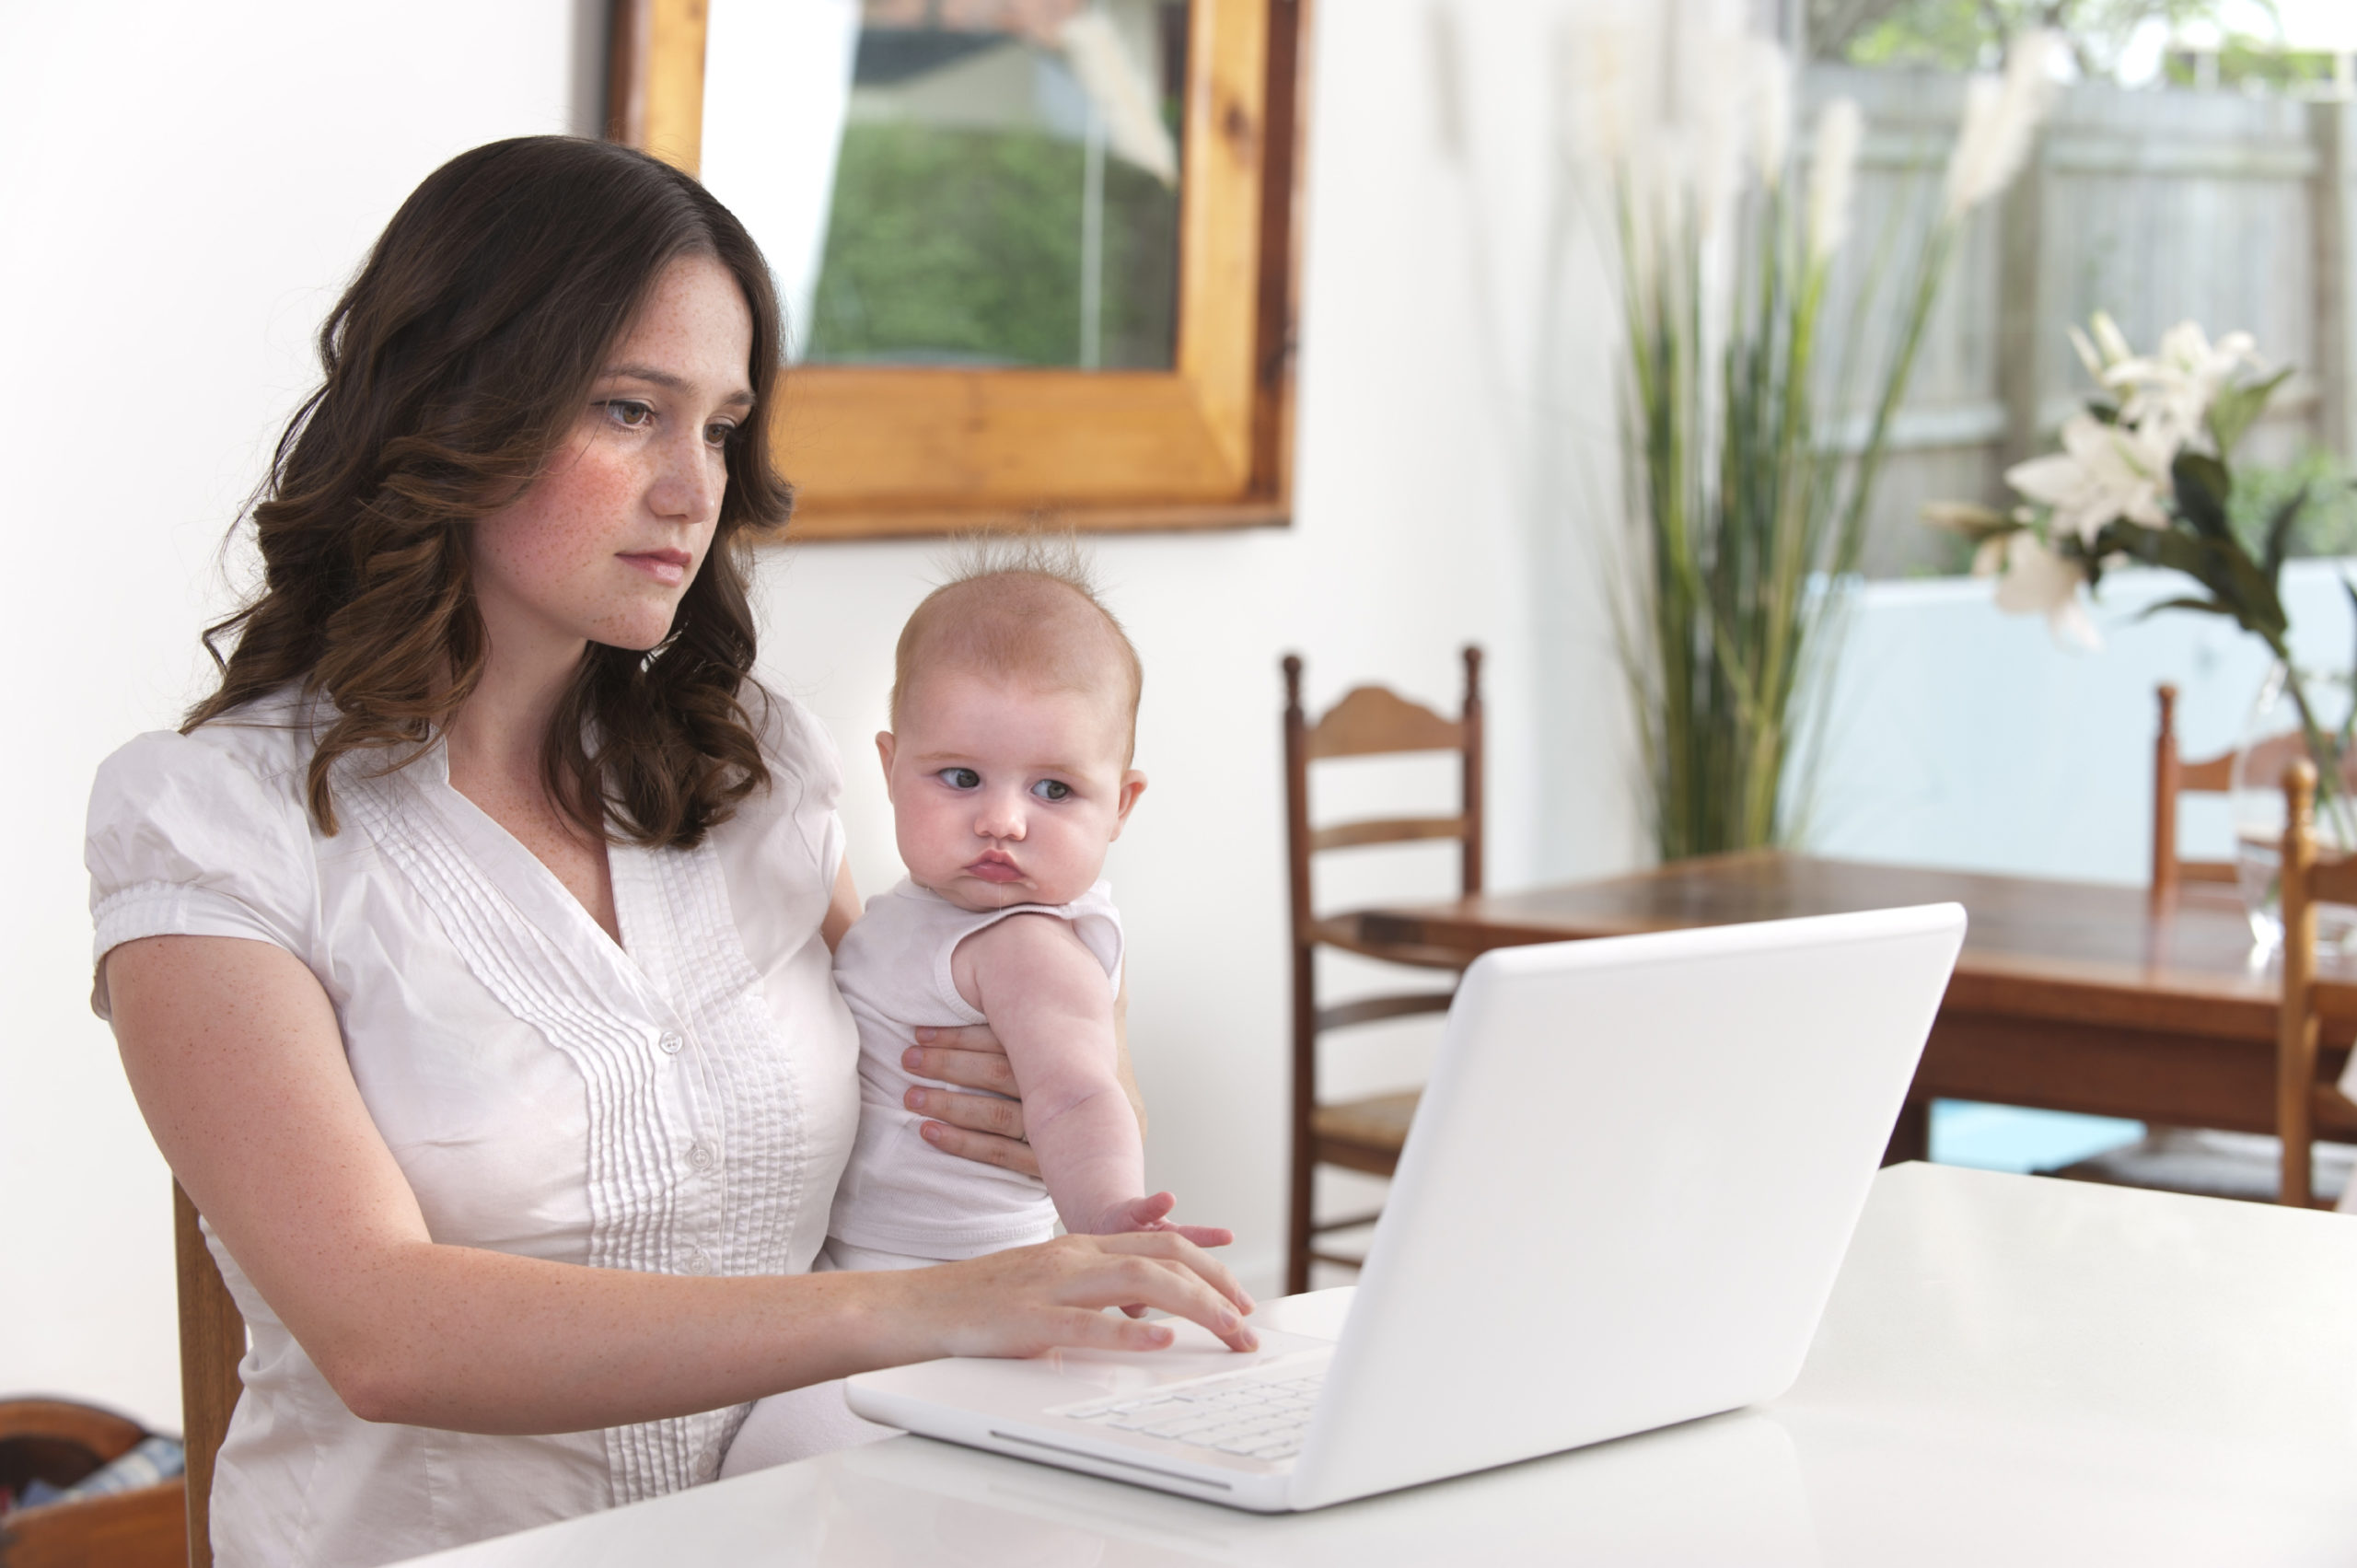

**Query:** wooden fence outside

left=1802, top=65, right=2357, bottom=578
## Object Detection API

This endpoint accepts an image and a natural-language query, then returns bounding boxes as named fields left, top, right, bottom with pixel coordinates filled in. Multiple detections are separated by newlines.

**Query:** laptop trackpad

left=1034, top=1321, right=1336, bottom=1397
left=849, top=1322, right=1338, bottom=1427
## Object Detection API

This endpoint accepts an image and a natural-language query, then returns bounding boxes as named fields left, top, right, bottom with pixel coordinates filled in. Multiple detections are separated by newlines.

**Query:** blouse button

left=688, top=1142, right=714, bottom=1172
left=684, top=1245, right=711, bottom=1274
left=657, top=1030, right=684, bottom=1055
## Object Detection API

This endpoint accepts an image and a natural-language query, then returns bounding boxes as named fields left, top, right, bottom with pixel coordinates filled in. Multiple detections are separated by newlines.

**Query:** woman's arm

left=109, top=934, right=1255, bottom=1436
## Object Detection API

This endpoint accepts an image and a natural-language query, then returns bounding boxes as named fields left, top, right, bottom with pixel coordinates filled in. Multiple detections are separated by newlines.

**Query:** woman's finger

left=903, top=1043, right=1020, bottom=1098
left=912, top=1023, right=1004, bottom=1055
left=907, top=1085, right=1025, bottom=1141
left=1097, top=1231, right=1255, bottom=1315
left=917, top=1119, right=1041, bottom=1179
left=1088, top=1253, right=1257, bottom=1352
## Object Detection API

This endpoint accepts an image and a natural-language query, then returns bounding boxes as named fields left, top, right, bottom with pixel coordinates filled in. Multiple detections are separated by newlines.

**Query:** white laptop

left=846, top=903, right=1966, bottom=1513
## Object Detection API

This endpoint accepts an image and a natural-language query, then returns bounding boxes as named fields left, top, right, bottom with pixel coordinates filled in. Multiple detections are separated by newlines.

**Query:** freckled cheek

left=481, top=454, right=647, bottom=595
left=534, top=457, right=646, bottom=572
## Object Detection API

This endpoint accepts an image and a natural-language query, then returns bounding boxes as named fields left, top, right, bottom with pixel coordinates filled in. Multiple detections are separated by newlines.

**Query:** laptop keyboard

left=1057, top=1370, right=1325, bottom=1461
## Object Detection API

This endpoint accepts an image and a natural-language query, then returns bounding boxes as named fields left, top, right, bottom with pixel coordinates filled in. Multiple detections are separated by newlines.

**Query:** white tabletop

left=403, top=1164, right=2357, bottom=1566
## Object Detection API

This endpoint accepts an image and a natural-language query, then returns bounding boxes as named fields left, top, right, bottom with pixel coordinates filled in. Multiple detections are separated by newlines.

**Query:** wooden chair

left=2150, top=683, right=2239, bottom=910
left=0, top=1400, right=183, bottom=1567
left=1283, top=648, right=1483, bottom=1295
left=175, top=1183, right=245, bottom=1568
left=2152, top=681, right=2313, bottom=910
left=2271, top=761, right=2357, bottom=1206
left=2059, top=693, right=2341, bottom=1200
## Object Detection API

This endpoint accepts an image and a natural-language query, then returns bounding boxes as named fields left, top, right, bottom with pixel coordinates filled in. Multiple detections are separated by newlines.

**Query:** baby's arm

left=952, top=915, right=1191, bottom=1237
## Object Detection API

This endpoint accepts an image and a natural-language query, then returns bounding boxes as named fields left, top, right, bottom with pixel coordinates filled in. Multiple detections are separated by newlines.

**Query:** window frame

left=608, top=0, right=1309, bottom=540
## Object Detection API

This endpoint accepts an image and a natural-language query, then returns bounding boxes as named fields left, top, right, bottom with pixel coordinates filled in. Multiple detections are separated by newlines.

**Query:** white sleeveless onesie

left=824, top=876, right=1124, bottom=1263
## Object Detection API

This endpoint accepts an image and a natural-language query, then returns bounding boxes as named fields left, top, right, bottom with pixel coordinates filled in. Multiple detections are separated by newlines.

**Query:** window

left=609, top=0, right=1307, bottom=540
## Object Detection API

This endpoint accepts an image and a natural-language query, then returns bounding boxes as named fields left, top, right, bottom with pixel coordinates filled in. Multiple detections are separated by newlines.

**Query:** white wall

left=4, top=0, right=1631, bottom=1429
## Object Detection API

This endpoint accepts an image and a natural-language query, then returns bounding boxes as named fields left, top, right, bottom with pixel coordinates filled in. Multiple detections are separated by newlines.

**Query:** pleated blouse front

left=84, top=687, right=860, bottom=1568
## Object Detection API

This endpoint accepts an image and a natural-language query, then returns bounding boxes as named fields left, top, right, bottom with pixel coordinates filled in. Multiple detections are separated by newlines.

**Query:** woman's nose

left=648, top=432, right=726, bottom=526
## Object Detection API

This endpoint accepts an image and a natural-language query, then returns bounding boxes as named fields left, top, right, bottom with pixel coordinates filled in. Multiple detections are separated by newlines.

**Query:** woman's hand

left=892, top=1231, right=1259, bottom=1358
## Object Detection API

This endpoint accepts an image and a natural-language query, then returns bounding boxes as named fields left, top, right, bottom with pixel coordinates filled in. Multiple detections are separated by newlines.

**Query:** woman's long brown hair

left=186, top=136, right=794, bottom=847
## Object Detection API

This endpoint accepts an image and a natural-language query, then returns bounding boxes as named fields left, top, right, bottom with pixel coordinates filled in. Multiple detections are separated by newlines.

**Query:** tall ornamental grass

left=1579, top=17, right=2058, bottom=859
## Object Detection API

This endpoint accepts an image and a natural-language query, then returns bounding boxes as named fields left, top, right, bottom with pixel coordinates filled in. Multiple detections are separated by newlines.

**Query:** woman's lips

left=966, top=856, right=1024, bottom=884
left=619, top=548, right=692, bottom=587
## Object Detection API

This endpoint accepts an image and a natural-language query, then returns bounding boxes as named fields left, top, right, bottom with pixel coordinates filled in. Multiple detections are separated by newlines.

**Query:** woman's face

left=470, top=252, right=755, bottom=664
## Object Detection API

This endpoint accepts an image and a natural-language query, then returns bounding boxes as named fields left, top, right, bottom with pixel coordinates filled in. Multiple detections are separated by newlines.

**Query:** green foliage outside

left=806, top=122, right=1179, bottom=370
left=2234, top=447, right=2357, bottom=562
left=1809, top=0, right=2275, bottom=79
left=2164, top=38, right=2340, bottom=91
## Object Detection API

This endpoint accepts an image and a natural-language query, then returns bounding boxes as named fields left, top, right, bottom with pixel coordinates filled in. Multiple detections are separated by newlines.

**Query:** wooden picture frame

left=609, top=0, right=1308, bottom=540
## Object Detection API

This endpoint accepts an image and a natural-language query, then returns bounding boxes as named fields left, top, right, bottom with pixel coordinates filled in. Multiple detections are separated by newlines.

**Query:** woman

left=87, top=136, right=1250, bottom=1567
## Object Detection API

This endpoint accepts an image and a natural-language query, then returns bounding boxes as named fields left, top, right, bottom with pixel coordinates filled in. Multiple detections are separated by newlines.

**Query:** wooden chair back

left=174, top=1183, right=244, bottom=1568
left=2154, top=682, right=2319, bottom=911
left=1283, top=649, right=1484, bottom=937
left=2150, top=683, right=2238, bottom=908
left=2273, top=761, right=2357, bottom=1205
left=0, top=1399, right=184, bottom=1566
left=1280, top=648, right=1483, bottom=1294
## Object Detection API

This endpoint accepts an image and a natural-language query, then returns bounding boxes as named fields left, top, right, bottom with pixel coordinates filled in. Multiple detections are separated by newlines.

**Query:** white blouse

left=85, top=687, right=860, bottom=1568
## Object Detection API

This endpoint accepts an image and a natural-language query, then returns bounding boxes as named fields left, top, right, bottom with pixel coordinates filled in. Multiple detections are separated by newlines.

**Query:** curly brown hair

left=187, top=135, right=793, bottom=847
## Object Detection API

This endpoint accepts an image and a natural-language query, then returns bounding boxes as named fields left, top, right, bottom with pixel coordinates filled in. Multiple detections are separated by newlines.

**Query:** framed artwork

left=610, top=0, right=1309, bottom=540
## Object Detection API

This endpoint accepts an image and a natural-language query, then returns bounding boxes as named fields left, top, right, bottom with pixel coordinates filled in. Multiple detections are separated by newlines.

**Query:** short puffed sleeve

left=86, top=727, right=319, bottom=1019
left=742, top=683, right=848, bottom=884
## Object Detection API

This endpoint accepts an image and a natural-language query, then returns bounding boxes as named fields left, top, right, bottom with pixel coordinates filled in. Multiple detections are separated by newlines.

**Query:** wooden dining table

left=1356, top=852, right=2357, bottom=1162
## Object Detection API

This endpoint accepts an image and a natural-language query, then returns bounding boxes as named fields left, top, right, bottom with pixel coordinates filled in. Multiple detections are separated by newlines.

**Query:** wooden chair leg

left=2282, top=763, right=2320, bottom=1207
left=176, top=1184, right=244, bottom=1568
left=1286, top=941, right=1317, bottom=1297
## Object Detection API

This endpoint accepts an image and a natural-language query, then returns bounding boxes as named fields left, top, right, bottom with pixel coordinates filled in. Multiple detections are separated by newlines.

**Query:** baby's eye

left=602, top=400, right=655, bottom=429
left=937, top=767, right=981, bottom=790
left=1031, top=779, right=1074, bottom=802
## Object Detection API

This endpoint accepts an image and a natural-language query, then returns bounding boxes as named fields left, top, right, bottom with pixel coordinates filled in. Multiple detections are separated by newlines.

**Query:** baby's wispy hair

left=890, top=532, right=1144, bottom=758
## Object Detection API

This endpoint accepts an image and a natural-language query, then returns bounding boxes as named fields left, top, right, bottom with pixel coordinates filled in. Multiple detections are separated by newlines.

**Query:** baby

left=722, top=548, right=1228, bottom=1475
left=825, top=549, right=1224, bottom=1266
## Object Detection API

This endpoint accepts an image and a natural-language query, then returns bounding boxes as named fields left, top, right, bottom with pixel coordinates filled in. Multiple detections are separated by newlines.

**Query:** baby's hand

left=1090, top=1191, right=1235, bottom=1249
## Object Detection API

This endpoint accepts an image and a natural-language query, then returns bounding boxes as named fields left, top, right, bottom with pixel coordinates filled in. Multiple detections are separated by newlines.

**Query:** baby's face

left=879, top=667, right=1146, bottom=912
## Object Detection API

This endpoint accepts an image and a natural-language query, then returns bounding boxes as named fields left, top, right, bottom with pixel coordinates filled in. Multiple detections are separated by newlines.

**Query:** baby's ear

left=875, top=731, right=897, bottom=778
left=1109, top=770, right=1148, bottom=839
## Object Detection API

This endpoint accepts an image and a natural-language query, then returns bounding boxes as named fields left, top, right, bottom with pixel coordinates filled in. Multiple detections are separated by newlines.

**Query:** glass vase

left=2231, top=661, right=2357, bottom=947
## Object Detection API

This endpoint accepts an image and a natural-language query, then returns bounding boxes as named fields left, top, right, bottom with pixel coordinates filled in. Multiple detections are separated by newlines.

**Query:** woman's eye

left=704, top=420, right=738, bottom=448
left=1031, top=780, right=1073, bottom=802
left=603, top=400, right=655, bottom=429
left=937, top=768, right=981, bottom=790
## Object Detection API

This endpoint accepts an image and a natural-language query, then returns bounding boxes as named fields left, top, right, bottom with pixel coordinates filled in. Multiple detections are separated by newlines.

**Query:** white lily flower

left=1980, top=530, right=2098, bottom=649
left=2068, top=323, right=2107, bottom=383
left=2004, top=412, right=2175, bottom=544
left=2091, top=310, right=2132, bottom=366
left=2104, top=319, right=2258, bottom=450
